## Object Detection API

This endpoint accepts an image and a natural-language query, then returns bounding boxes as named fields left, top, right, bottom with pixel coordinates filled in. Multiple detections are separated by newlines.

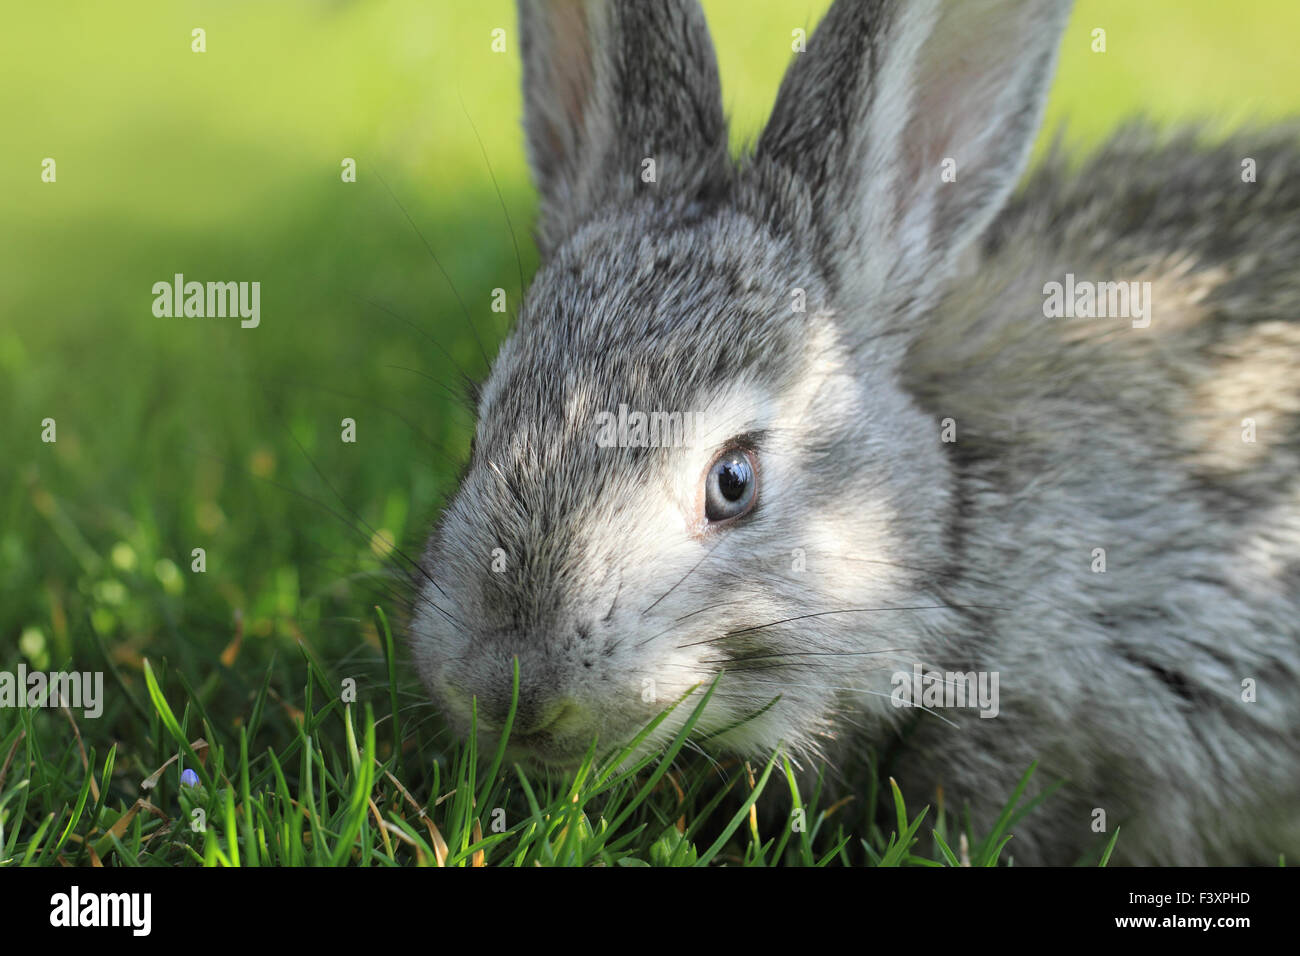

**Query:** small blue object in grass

left=180, top=768, right=201, bottom=788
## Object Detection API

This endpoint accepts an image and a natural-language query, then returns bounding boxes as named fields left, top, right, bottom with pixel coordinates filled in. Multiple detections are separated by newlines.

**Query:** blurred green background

left=2, top=1, right=1298, bottom=742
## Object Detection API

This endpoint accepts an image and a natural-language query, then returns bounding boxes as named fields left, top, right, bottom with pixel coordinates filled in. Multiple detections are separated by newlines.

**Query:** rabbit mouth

left=498, top=703, right=596, bottom=767
left=508, top=725, right=570, bottom=758
left=504, top=734, right=588, bottom=770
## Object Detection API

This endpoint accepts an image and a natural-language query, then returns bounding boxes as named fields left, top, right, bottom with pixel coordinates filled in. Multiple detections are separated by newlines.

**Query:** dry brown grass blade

left=220, top=608, right=245, bottom=668
left=378, top=819, right=436, bottom=867
left=380, top=762, right=449, bottom=865
left=139, top=738, right=210, bottom=791
left=471, top=818, right=485, bottom=867
left=61, top=705, right=99, bottom=801
left=107, top=801, right=144, bottom=839
left=0, top=729, right=24, bottom=794
left=92, top=797, right=148, bottom=858
left=823, top=795, right=855, bottom=818
left=265, top=686, right=305, bottom=725
left=380, top=820, right=431, bottom=866
left=663, top=768, right=687, bottom=833
left=428, top=818, right=450, bottom=866
left=745, top=761, right=760, bottom=843
left=368, top=797, right=395, bottom=857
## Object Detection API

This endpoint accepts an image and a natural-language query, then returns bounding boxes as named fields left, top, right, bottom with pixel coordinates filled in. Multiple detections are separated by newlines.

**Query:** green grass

left=3, top=609, right=1058, bottom=867
left=3, top=0, right=1300, bottom=867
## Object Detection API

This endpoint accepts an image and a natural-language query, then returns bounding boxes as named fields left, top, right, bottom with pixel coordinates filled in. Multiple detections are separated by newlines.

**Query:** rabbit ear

left=517, top=0, right=730, bottom=257
left=758, top=0, right=1071, bottom=339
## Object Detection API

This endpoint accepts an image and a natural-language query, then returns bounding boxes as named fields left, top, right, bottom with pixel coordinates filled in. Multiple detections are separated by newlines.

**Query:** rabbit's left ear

left=517, top=0, right=730, bottom=258
left=758, top=0, right=1072, bottom=335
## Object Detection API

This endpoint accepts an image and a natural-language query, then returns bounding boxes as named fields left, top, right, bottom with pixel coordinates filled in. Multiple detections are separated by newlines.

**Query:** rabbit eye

left=704, top=449, right=757, bottom=523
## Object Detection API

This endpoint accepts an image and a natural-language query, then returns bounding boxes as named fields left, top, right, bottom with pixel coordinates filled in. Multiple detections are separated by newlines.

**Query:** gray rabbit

left=411, top=0, right=1300, bottom=864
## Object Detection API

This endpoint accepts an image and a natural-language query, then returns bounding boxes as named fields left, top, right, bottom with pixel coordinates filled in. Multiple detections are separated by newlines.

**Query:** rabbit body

left=411, top=0, right=1300, bottom=863
left=894, top=127, right=1300, bottom=864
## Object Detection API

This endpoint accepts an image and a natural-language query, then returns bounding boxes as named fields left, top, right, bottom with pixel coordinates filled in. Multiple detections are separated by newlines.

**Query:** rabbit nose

left=473, top=675, right=574, bottom=736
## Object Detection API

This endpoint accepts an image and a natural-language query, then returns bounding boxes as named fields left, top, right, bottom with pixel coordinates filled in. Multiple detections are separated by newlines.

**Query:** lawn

left=2, top=0, right=1298, bottom=866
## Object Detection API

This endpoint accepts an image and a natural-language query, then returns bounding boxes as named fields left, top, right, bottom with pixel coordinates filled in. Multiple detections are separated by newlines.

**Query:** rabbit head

left=411, top=0, right=1072, bottom=767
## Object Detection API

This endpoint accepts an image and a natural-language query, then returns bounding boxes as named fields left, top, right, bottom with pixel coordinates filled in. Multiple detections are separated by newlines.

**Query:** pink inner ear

left=542, top=2, right=597, bottom=164
left=906, top=4, right=1044, bottom=192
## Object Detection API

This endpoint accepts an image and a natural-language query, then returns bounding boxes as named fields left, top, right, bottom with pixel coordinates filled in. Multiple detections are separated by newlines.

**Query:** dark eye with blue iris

left=705, top=449, right=757, bottom=523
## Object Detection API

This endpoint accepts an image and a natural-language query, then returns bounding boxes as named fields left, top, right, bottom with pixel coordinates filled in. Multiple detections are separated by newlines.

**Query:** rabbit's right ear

left=758, top=0, right=1072, bottom=347
left=516, top=0, right=730, bottom=258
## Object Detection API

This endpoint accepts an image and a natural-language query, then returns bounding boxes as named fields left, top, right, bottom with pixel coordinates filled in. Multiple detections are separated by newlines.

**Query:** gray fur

left=411, top=0, right=1300, bottom=864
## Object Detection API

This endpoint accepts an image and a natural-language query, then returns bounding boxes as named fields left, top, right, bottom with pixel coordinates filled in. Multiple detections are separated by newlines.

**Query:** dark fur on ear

left=517, top=0, right=732, bottom=258
left=755, top=0, right=1072, bottom=347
